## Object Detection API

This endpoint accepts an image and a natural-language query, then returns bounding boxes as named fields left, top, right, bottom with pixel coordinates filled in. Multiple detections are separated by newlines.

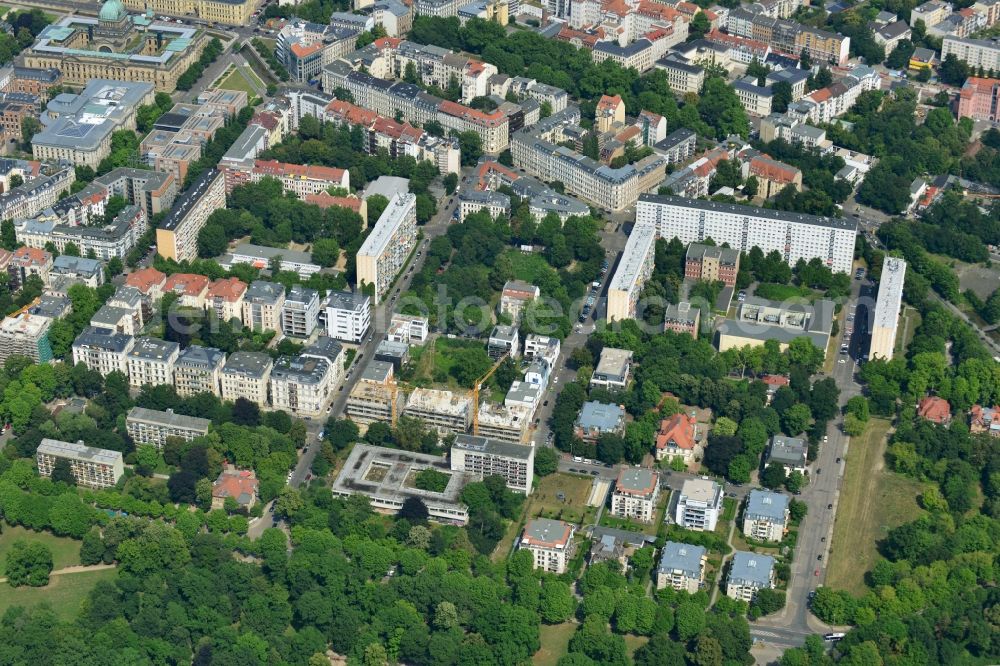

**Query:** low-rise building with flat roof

left=488, top=324, right=519, bottom=360
left=220, top=243, right=321, bottom=279
left=36, top=437, right=124, bottom=489
left=126, top=406, right=211, bottom=449
left=450, top=433, right=534, bottom=493
left=519, top=517, right=576, bottom=573
left=574, top=401, right=625, bottom=442
left=610, top=467, right=660, bottom=523
left=657, top=541, right=707, bottom=593
left=332, top=444, right=473, bottom=523
left=718, top=297, right=835, bottom=355
left=767, top=435, right=808, bottom=474
left=590, top=347, right=633, bottom=391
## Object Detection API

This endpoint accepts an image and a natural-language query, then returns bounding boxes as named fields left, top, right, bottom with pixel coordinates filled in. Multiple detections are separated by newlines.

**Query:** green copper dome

left=98, top=0, right=127, bottom=22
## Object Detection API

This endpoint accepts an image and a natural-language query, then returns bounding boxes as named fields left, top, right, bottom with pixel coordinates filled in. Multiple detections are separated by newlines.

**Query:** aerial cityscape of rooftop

left=0, top=0, right=995, bottom=663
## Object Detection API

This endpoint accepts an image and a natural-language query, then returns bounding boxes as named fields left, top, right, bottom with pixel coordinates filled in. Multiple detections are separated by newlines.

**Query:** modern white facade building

left=71, top=326, right=134, bottom=377
left=518, top=518, right=576, bottom=573
left=450, top=433, right=535, bottom=493
left=610, top=467, right=660, bottom=523
left=869, top=257, right=906, bottom=361
left=126, top=407, right=211, bottom=449
left=126, top=337, right=180, bottom=389
left=36, top=438, right=125, bottom=489
left=675, top=477, right=724, bottom=531
left=325, top=291, right=372, bottom=343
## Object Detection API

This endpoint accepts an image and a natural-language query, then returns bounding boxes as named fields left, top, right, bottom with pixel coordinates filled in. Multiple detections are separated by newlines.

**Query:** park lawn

left=216, top=68, right=259, bottom=97
left=535, top=622, right=577, bottom=666
left=894, top=306, right=921, bottom=358
left=753, top=283, right=816, bottom=301
left=624, top=634, right=649, bottom=658
left=826, top=418, right=924, bottom=596
left=504, top=249, right=558, bottom=285
left=0, top=568, right=116, bottom=621
left=0, top=524, right=82, bottom=570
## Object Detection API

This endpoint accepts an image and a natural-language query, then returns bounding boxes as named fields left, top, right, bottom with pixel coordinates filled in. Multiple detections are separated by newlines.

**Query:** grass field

left=535, top=622, right=576, bottom=666
left=894, top=306, right=921, bottom=357
left=216, top=67, right=261, bottom=98
left=826, top=418, right=924, bottom=596
left=0, top=568, right=116, bottom=621
left=505, top=249, right=558, bottom=285
left=0, top=6, right=11, bottom=17
left=0, top=524, right=82, bottom=570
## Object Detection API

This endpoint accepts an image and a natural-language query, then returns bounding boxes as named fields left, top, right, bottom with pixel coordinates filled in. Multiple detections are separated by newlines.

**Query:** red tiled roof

left=206, top=277, right=247, bottom=302
left=372, top=36, right=402, bottom=49
left=253, top=159, right=347, bottom=184
left=212, top=468, right=258, bottom=504
left=125, top=267, right=166, bottom=294
left=290, top=42, right=324, bottom=58
left=438, top=100, right=506, bottom=127
left=656, top=413, right=696, bottom=450
left=917, top=396, right=951, bottom=424
left=750, top=156, right=801, bottom=183
left=13, top=246, right=51, bottom=266
left=164, top=273, right=210, bottom=297
left=762, top=374, right=790, bottom=388
left=597, top=94, right=623, bottom=112
left=304, top=192, right=363, bottom=212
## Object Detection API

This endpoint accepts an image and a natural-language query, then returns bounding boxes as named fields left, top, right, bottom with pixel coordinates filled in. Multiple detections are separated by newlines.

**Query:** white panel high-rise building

left=869, top=257, right=906, bottom=361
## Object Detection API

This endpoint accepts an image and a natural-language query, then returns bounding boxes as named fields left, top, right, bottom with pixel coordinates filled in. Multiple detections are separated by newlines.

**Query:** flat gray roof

left=222, top=351, right=272, bottom=378
left=37, top=438, right=122, bottom=466
left=176, top=345, right=225, bottom=369
left=127, top=336, right=180, bottom=361
left=452, top=433, right=533, bottom=461
left=745, top=489, right=789, bottom=522
left=126, top=407, right=211, bottom=432
left=576, top=401, right=624, bottom=431
left=638, top=194, right=858, bottom=232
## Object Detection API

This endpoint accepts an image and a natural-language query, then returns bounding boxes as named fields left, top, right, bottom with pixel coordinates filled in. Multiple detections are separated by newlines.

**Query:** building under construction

left=475, top=402, right=531, bottom=443
left=345, top=360, right=401, bottom=426
left=402, top=388, right=472, bottom=435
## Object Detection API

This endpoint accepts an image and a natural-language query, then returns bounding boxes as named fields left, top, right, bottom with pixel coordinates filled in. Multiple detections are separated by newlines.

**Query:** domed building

left=23, top=4, right=207, bottom=91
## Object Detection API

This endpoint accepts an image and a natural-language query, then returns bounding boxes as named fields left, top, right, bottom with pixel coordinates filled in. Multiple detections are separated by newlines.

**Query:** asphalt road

left=750, top=274, right=870, bottom=649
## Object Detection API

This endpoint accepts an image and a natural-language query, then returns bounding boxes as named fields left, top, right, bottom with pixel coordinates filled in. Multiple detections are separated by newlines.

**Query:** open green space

left=0, top=524, right=82, bottom=570
left=535, top=622, right=577, bottom=666
left=216, top=67, right=260, bottom=98
left=0, top=6, right=12, bottom=17
left=0, top=568, right=117, bottom=621
left=504, top=249, right=558, bottom=285
left=753, top=283, right=816, bottom=301
left=826, top=418, right=924, bottom=596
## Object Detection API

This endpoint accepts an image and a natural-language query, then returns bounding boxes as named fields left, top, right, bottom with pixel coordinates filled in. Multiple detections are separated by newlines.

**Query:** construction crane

left=7, top=297, right=40, bottom=321
left=471, top=352, right=509, bottom=436
left=386, top=375, right=417, bottom=428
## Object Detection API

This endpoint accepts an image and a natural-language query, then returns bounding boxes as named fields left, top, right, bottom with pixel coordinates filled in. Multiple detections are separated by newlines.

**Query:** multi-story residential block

left=220, top=351, right=273, bottom=407
left=0, top=167, right=75, bottom=225
left=7, top=246, right=52, bottom=291
left=958, top=77, right=1000, bottom=121
left=403, top=387, right=472, bottom=435
left=356, top=192, right=417, bottom=304
left=0, top=313, right=53, bottom=365
left=276, top=19, right=359, bottom=83
left=31, top=79, right=155, bottom=167
left=518, top=518, right=576, bottom=573
left=205, top=277, right=247, bottom=324
left=451, top=433, right=535, bottom=493
left=499, top=280, right=540, bottom=324
left=591, top=348, right=633, bottom=391
left=733, top=78, right=774, bottom=117
left=784, top=65, right=880, bottom=125
left=36, top=438, right=124, bottom=489
left=610, top=467, right=660, bottom=523
left=664, top=301, right=700, bottom=337
left=242, top=280, right=286, bottom=332
left=3, top=66, right=62, bottom=101
left=743, top=489, right=790, bottom=542
left=72, top=326, right=134, bottom=377
left=726, top=552, right=776, bottom=602
left=657, top=541, right=707, bottom=592
left=742, top=150, right=803, bottom=198
left=655, top=52, right=706, bottom=95
left=269, top=340, right=344, bottom=416
left=174, top=345, right=225, bottom=397
left=488, top=325, right=520, bottom=360
left=386, top=313, right=429, bottom=345
left=325, top=290, right=372, bottom=343
left=126, top=336, right=180, bottom=389
left=636, top=194, right=857, bottom=274
left=574, top=401, right=626, bottom=442
left=685, top=243, right=740, bottom=287
left=911, top=0, right=953, bottom=27
left=49, top=255, right=104, bottom=290
left=281, top=285, right=321, bottom=338
left=524, top=334, right=561, bottom=370
left=675, top=477, right=723, bottom=531
left=346, top=360, right=399, bottom=425
left=156, top=168, right=226, bottom=263
left=163, top=272, right=210, bottom=309
left=17, top=203, right=147, bottom=262
left=94, top=167, right=177, bottom=218
left=125, top=267, right=167, bottom=305
left=607, top=223, right=656, bottom=322
left=767, top=435, right=808, bottom=474
left=224, top=158, right=350, bottom=196
left=869, top=257, right=906, bottom=361
left=718, top=296, right=835, bottom=354
left=126, top=406, right=211, bottom=448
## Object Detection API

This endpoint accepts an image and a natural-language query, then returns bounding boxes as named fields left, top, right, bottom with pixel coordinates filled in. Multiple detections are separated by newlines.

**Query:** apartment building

left=743, top=489, right=790, bottom=542
left=220, top=351, right=273, bottom=407
left=656, top=541, right=707, bottom=593
left=163, top=272, right=209, bottom=308
left=655, top=53, right=706, bottom=95
left=725, top=7, right=849, bottom=64
left=225, top=158, right=350, bottom=197
left=403, top=387, right=472, bottom=435
left=270, top=347, right=342, bottom=416
left=7, top=246, right=52, bottom=291
left=743, top=150, right=803, bottom=198
left=685, top=243, right=740, bottom=286
left=726, top=552, right=776, bottom=602
left=498, top=280, right=540, bottom=324
left=386, top=313, right=429, bottom=345
left=524, top=334, right=561, bottom=370
left=0, top=167, right=75, bottom=226
left=574, top=401, right=626, bottom=442
left=49, top=255, right=103, bottom=289
left=125, top=267, right=167, bottom=304
left=591, top=348, right=633, bottom=391
left=281, top=285, right=321, bottom=338
left=17, top=203, right=147, bottom=262
left=675, top=477, right=723, bottom=531
left=663, top=301, right=700, bottom=337
left=610, top=467, right=660, bottom=523
left=655, top=412, right=698, bottom=462
left=784, top=65, right=880, bottom=125
left=276, top=20, right=358, bottom=83
left=72, top=326, right=135, bottom=377
left=346, top=361, right=399, bottom=425
left=125, top=406, right=211, bottom=448
left=356, top=193, right=417, bottom=304
left=607, top=223, right=656, bottom=322
left=518, top=518, right=576, bottom=573
left=205, top=277, right=247, bottom=324
left=243, top=281, right=286, bottom=332
left=733, top=78, right=774, bottom=117
left=156, top=168, right=225, bottom=263
left=326, top=290, right=372, bottom=343
left=36, top=438, right=125, bottom=489
left=126, top=337, right=180, bottom=389
left=958, top=76, right=1000, bottom=121
left=635, top=194, right=857, bottom=274
left=474, top=402, right=532, bottom=444
left=94, top=167, right=177, bottom=218
left=766, top=435, right=808, bottom=474
left=0, top=313, right=53, bottom=365
left=451, top=433, right=534, bottom=493
left=869, top=257, right=907, bottom=361
left=488, top=325, right=519, bottom=360
left=174, top=345, right=225, bottom=397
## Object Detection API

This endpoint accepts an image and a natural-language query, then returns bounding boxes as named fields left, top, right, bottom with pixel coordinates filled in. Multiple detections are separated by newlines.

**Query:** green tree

left=782, top=403, right=812, bottom=435
left=540, top=580, right=576, bottom=623
left=1, top=219, right=16, bottom=250
left=50, top=457, right=76, bottom=485
left=534, top=446, right=559, bottom=476
left=443, top=172, right=459, bottom=194
left=675, top=602, right=706, bottom=640
left=843, top=413, right=866, bottom=436
left=689, top=11, right=710, bottom=40
left=761, top=463, right=787, bottom=490
left=4, top=540, right=53, bottom=587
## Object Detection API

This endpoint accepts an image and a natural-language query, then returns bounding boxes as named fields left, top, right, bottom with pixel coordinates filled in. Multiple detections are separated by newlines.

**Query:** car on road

left=827, top=503, right=833, bottom=509
left=543, top=400, right=549, bottom=406
left=817, top=554, right=823, bottom=560
left=836, top=457, right=841, bottom=463
left=591, top=470, right=599, bottom=475
left=573, top=456, right=583, bottom=462
left=821, top=537, right=826, bottom=542
left=824, top=633, right=846, bottom=641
